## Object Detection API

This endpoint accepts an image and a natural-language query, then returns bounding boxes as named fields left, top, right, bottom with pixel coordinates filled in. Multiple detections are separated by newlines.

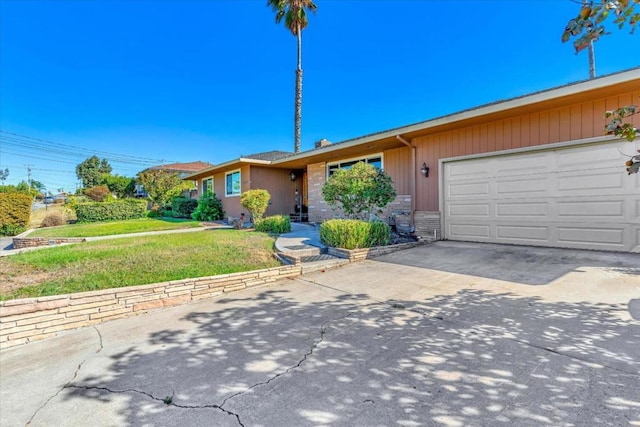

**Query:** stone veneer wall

left=12, top=237, right=87, bottom=249
left=414, top=211, right=441, bottom=240
left=0, top=265, right=301, bottom=349
left=306, top=161, right=411, bottom=223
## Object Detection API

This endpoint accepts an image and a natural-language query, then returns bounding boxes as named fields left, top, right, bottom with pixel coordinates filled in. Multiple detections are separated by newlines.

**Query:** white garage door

left=443, top=142, right=640, bottom=252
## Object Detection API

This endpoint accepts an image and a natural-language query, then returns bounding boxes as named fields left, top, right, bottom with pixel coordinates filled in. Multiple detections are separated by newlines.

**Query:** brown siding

left=249, top=167, right=299, bottom=217
left=413, top=88, right=638, bottom=211
left=382, top=146, right=411, bottom=195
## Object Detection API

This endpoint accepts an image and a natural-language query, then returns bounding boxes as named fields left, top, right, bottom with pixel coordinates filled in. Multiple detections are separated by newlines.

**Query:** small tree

left=76, top=156, right=112, bottom=188
left=84, top=185, right=111, bottom=202
left=322, top=162, right=396, bottom=220
left=137, top=169, right=185, bottom=209
left=240, top=189, right=271, bottom=223
left=102, top=175, right=135, bottom=198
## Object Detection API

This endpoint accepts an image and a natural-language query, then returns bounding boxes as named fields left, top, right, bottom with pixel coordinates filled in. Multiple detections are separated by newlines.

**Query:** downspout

left=395, top=135, right=416, bottom=229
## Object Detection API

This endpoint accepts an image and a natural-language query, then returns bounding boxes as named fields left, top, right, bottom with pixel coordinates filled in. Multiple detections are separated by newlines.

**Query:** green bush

left=191, top=194, right=225, bottom=221
left=319, top=219, right=391, bottom=249
left=0, top=193, right=32, bottom=236
left=74, top=199, right=147, bottom=223
left=255, top=215, right=291, bottom=234
left=172, top=197, right=199, bottom=218
left=240, top=189, right=270, bottom=222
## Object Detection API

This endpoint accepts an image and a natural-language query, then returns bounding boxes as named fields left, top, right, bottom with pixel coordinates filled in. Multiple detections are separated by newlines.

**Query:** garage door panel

left=495, top=152, right=550, bottom=175
left=557, top=201, right=624, bottom=218
left=557, top=170, right=623, bottom=192
left=448, top=182, right=490, bottom=198
left=557, top=227, right=625, bottom=246
left=447, top=160, right=489, bottom=178
left=496, top=202, right=548, bottom=217
left=496, top=225, right=549, bottom=241
left=449, top=224, right=490, bottom=239
left=496, top=178, right=548, bottom=195
left=444, top=142, right=639, bottom=252
left=449, top=203, right=490, bottom=217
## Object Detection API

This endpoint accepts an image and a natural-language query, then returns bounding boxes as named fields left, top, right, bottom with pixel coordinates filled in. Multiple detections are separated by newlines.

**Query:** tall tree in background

left=267, top=0, right=317, bottom=154
left=0, top=168, right=9, bottom=182
left=562, top=0, right=640, bottom=173
left=76, top=155, right=113, bottom=188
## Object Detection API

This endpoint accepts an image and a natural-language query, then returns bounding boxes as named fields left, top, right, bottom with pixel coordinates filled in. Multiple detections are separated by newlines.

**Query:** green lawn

left=28, top=217, right=203, bottom=238
left=0, top=230, right=280, bottom=300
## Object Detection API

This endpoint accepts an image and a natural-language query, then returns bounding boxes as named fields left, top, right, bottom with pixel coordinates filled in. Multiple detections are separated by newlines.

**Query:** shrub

left=74, top=199, right=147, bottom=223
left=84, top=185, right=111, bottom=202
left=191, top=194, right=225, bottom=221
left=172, top=197, right=199, bottom=218
left=319, top=219, right=391, bottom=249
left=322, top=162, right=396, bottom=220
left=0, top=193, right=32, bottom=236
left=41, top=212, right=67, bottom=228
left=255, top=215, right=291, bottom=234
left=240, top=189, right=270, bottom=222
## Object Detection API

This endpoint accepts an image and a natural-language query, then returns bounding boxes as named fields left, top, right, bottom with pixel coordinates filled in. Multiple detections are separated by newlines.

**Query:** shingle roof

left=241, top=151, right=293, bottom=161
left=149, top=161, right=213, bottom=173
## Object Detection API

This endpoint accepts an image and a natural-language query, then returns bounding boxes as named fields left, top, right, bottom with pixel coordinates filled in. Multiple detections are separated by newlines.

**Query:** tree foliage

left=137, top=169, right=185, bottom=208
left=102, top=174, right=135, bottom=198
left=562, top=0, right=639, bottom=52
left=563, top=0, right=640, bottom=174
left=76, top=156, right=113, bottom=188
left=322, top=162, right=396, bottom=221
left=0, top=168, right=9, bottom=182
left=240, top=189, right=271, bottom=222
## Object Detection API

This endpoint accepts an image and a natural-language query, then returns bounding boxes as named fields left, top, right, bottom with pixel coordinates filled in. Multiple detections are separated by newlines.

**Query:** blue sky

left=0, top=0, right=638, bottom=193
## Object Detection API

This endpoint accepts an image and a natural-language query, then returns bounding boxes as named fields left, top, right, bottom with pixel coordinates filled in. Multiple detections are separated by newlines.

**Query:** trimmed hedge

left=255, top=215, right=291, bottom=234
left=0, top=193, right=32, bottom=236
left=74, top=199, right=147, bottom=223
left=172, top=197, right=199, bottom=218
left=320, top=219, right=391, bottom=249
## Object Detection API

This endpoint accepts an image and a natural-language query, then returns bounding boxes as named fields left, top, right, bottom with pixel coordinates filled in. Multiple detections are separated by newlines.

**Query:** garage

left=442, top=141, right=640, bottom=252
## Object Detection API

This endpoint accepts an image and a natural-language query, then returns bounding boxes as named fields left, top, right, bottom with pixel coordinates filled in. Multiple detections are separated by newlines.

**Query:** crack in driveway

left=218, top=311, right=356, bottom=412
left=26, top=326, right=104, bottom=426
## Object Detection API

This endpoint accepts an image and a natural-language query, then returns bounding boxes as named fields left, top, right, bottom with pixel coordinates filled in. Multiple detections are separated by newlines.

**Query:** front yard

left=27, top=217, right=203, bottom=238
left=0, top=230, right=280, bottom=301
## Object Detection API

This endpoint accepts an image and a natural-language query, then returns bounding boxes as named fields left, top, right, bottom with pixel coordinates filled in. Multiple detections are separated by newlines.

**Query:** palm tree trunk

left=294, top=23, right=303, bottom=154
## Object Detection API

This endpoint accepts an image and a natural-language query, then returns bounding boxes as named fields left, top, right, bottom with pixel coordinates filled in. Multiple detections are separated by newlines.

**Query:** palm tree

left=267, top=0, right=317, bottom=154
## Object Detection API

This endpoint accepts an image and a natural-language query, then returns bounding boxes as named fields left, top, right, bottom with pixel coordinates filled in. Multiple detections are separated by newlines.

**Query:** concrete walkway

left=2, top=242, right=639, bottom=426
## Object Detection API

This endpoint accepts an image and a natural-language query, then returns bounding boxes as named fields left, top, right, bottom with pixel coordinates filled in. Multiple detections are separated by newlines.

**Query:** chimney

left=314, top=138, right=331, bottom=149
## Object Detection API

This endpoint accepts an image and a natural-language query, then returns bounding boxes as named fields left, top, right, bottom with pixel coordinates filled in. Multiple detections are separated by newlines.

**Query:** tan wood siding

left=249, top=167, right=299, bottom=217
left=382, top=147, right=411, bottom=195
left=414, top=88, right=640, bottom=211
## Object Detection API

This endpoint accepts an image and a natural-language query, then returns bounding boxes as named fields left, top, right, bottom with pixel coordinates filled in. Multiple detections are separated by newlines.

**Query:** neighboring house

left=136, top=161, right=212, bottom=198
left=187, top=68, right=640, bottom=253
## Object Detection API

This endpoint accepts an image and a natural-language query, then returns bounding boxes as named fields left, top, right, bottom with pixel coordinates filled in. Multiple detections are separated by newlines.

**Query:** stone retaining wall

left=328, top=241, right=425, bottom=262
left=0, top=265, right=301, bottom=349
left=12, top=237, right=87, bottom=249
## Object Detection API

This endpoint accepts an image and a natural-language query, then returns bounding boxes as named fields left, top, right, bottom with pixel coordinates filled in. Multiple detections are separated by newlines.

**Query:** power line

left=0, top=131, right=179, bottom=165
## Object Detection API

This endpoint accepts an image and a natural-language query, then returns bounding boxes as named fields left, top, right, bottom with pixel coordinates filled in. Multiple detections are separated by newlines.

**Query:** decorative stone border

left=327, top=240, right=427, bottom=262
left=0, top=265, right=301, bottom=350
left=12, top=237, right=87, bottom=249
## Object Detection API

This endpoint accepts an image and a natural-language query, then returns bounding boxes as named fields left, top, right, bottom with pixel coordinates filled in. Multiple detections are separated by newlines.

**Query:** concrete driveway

left=1, top=241, right=639, bottom=426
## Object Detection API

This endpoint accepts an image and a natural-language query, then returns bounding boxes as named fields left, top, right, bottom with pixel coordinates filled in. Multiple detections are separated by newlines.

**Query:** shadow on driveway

left=51, top=285, right=640, bottom=426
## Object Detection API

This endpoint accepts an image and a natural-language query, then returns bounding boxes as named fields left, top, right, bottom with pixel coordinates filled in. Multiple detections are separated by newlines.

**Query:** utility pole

left=584, top=0, right=596, bottom=79
left=26, top=164, right=32, bottom=190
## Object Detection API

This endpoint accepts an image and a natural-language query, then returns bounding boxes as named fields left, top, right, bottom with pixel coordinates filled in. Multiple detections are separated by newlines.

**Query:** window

left=202, top=178, right=213, bottom=196
left=327, top=154, right=383, bottom=176
left=225, top=170, right=241, bottom=196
